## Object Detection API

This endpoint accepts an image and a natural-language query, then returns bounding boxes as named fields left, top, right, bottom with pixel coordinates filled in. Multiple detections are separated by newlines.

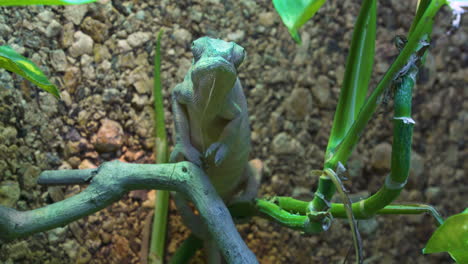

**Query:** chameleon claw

left=205, top=142, right=228, bottom=166
left=171, top=144, right=203, bottom=167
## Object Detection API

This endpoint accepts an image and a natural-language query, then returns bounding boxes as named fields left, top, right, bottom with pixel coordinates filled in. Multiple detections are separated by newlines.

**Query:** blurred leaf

left=423, top=208, right=468, bottom=263
left=272, top=0, right=326, bottom=43
left=326, top=0, right=376, bottom=158
left=0, top=46, right=60, bottom=99
left=0, top=0, right=96, bottom=5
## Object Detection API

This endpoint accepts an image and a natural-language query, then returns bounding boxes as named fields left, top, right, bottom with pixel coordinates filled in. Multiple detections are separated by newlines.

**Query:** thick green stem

left=255, top=199, right=324, bottom=234
left=310, top=0, right=445, bottom=225
left=325, top=0, right=446, bottom=169
left=268, top=197, right=443, bottom=226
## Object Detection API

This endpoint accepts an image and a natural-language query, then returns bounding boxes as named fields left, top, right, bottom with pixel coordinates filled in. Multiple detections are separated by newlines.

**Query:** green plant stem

left=255, top=199, right=325, bottom=234
left=314, top=0, right=377, bottom=216
left=310, top=0, right=446, bottom=221
left=169, top=234, right=203, bottom=264
left=324, top=0, right=445, bottom=170
left=149, top=29, right=169, bottom=264
left=266, top=197, right=443, bottom=226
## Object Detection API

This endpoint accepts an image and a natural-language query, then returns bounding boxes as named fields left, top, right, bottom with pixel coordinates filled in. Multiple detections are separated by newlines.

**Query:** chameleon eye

left=232, top=46, right=245, bottom=68
left=191, top=41, right=203, bottom=62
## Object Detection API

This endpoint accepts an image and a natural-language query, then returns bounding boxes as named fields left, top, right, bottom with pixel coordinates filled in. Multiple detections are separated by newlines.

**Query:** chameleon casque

left=170, top=37, right=259, bottom=239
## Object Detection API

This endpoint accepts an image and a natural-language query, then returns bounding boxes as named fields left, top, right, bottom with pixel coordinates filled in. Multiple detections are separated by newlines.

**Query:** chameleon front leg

left=205, top=101, right=248, bottom=166
left=170, top=87, right=202, bottom=167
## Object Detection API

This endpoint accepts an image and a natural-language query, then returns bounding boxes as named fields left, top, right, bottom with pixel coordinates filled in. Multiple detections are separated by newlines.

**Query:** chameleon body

left=170, top=36, right=256, bottom=202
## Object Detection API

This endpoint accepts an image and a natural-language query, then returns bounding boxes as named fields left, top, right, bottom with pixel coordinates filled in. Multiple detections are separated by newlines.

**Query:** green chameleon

left=169, top=36, right=259, bottom=240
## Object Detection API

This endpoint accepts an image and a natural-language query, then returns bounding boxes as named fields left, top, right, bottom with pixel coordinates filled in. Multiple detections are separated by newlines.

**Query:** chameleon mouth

left=191, top=57, right=237, bottom=90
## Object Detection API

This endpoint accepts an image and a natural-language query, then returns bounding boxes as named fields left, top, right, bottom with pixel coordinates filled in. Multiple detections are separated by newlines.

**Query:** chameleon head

left=190, top=37, right=245, bottom=101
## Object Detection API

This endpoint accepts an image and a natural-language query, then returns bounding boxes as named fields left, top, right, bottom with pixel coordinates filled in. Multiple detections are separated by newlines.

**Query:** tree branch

left=0, top=160, right=257, bottom=264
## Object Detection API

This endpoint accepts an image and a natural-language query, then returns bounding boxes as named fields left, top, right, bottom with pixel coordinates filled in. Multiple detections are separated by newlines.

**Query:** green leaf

left=272, top=0, right=326, bottom=43
left=325, top=0, right=376, bottom=159
left=423, top=208, right=468, bottom=263
left=0, top=0, right=97, bottom=5
left=0, top=46, right=60, bottom=99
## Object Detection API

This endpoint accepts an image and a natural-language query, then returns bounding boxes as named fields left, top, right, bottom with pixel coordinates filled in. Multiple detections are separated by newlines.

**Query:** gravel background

left=0, top=0, right=466, bottom=263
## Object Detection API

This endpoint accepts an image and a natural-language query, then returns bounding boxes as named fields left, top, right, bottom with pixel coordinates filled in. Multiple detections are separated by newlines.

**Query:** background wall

left=0, top=0, right=466, bottom=263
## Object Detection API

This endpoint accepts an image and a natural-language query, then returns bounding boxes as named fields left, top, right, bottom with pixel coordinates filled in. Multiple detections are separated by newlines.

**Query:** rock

left=358, top=218, right=378, bottom=235
left=128, top=66, right=152, bottom=94
left=258, top=12, right=276, bottom=27
left=21, top=164, right=41, bottom=190
left=283, top=88, right=313, bottom=120
left=347, top=155, right=364, bottom=178
left=143, top=190, right=156, bottom=208
left=63, top=67, right=81, bottom=94
left=100, top=232, right=112, bottom=244
left=0, top=23, right=12, bottom=36
left=102, top=88, right=121, bottom=103
left=61, top=90, right=72, bottom=107
left=64, top=141, right=81, bottom=158
left=78, top=159, right=97, bottom=170
left=173, top=28, right=192, bottom=45
left=80, top=16, right=109, bottom=43
left=38, top=10, right=54, bottom=22
left=61, top=22, right=75, bottom=48
left=370, top=142, right=392, bottom=170
left=92, top=119, right=124, bottom=152
left=271, top=132, right=304, bottom=155
left=311, top=75, right=331, bottom=106
left=133, top=79, right=152, bottom=94
left=135, top=107, right=154, bottom=138
left=127, top=32, right=151, bottom=48
left=64, top=4, right=88, bottom=25
left=1, top=126, right=17, bottom=145
left=102, top=219, right=115, bottom=233
left=93, top=44, right=111, bottom=63
left=50, top=50, right=68, bottom=72
left=292, top=187, right=314, bottom=201
left=47, top=227, right=68, bottom=243
left=293, top=32, right=311, bottom=66
left=80, top=54, right=96, bottom=80
left=68, top=156, right=81, bottom=169
left=131, top=94, right=149, bottom=108
left=48, top=186, right=65, bottom=202
left=227, top=30, right=245, bottom=42
left=62, top=240, right=81, bottom=259
left=117, top=39, right=132, bottom=53
left=46, top=19, right=63, bottom=38
left=7, top=241, right=30, bottom=260
left=111, top=234, right=132, bottom=262
left=0, top=181, right=20, bottom=207
left=425, top=187, right=441, bottom=202
left=69, top=31, right=94, bottom=58
left=409, top=151, right=424, bottom=184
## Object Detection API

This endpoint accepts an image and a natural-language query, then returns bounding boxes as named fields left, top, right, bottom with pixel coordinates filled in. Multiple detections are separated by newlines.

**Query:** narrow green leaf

left=0, top=46, right=60, bottom=99
left=272, top=0, right=326, bottom=43
left=0, top=0, right=97, bottom=5
left=325, top=0, right=376, bottom=158
left=423, top=209, right=468, bottom=263
left=324, top=0, right=446, bottom=170
left=149, top=29, right=169, bottom=264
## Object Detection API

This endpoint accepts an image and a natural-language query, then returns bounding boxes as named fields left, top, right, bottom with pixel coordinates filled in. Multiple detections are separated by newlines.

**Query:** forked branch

left=0, top=160, right=257, bottom=264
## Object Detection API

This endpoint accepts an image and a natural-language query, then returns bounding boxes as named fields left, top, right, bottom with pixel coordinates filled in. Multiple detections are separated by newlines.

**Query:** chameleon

left=169, top=36, right=259, bottom=238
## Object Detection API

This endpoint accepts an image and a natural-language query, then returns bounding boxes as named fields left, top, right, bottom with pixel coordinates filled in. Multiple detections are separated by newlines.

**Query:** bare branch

left=0, top=160, right=257, bottom=264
